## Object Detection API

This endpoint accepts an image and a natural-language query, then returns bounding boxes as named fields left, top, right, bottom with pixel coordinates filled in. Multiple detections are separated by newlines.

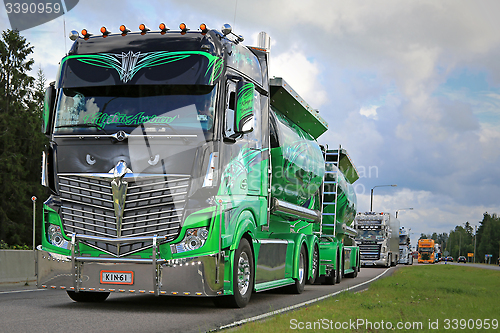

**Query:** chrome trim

left=203, top=152, right=219, bottom=187
left=259, top=239, right=288, bottom=244
left=41, top=151, right=48, bottom=187
left=37, top=248, right=224, bottom=297
left=58, top=173, right=188, bottom=256
left=271, top=198, right=320, bottom=222
left=53, top=134, right=198, bottom=139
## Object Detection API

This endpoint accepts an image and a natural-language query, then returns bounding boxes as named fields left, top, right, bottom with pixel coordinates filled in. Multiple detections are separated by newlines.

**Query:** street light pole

left=31, top=196, right=37, bottom=260
left=370, top=184, right=397, bottom=212
left=395, top=208, right=413, bottom=219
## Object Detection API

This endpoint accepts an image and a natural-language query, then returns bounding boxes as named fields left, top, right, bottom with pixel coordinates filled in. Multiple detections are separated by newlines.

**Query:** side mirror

left=234, top=81, right=254, bottom=134
left=42, top=82, right=56, bottom=135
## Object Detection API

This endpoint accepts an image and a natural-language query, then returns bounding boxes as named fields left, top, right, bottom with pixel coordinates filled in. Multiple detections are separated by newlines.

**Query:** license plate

left=100, top=270, right=134, bottom=285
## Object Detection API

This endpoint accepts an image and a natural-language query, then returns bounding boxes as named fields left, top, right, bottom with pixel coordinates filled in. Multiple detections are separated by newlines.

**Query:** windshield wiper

left=55, top=123, right=108, bottom=134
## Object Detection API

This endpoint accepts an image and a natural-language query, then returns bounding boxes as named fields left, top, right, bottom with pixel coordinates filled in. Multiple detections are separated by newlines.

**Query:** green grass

left=235, top=265, right=500, bottom=332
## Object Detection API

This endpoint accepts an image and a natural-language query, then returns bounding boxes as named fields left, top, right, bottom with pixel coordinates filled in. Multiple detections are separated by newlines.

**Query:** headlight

left=171, top=227, right=209, bottom=254
left=47, top=224, right=69, bottom=248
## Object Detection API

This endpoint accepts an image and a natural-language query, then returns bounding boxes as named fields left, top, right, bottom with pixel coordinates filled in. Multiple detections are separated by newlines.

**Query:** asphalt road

left=0, top=267, right=394, bottom=333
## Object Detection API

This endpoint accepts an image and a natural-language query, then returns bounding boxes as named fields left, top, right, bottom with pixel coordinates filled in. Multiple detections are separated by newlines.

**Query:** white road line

left=217, top=268, right=392, bottom=331
left=0, top=289, right=47, bottom=295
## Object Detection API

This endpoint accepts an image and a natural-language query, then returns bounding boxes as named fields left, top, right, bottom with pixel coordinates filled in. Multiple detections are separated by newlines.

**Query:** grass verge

left=234, top=265, right=500, bottom=332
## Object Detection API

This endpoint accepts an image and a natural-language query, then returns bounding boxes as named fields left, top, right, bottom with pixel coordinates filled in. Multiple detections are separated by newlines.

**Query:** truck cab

left=354, top=212, right=399, bottom=267
left=37, top=23, right=329, bottom=307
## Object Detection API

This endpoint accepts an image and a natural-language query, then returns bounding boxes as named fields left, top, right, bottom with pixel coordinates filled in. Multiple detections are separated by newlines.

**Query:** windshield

left=419, top=247, right=434, bottom=252
left=357, top=229, right=384, bottom=240
left=54, top=85, right=217, bottom=139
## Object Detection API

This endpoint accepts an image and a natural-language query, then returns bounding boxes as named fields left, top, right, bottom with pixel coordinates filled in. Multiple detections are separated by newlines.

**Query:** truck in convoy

left=310, top=147, right=360, bottom=284
left=398, top=226, right=413, bottom=265
left=434, top=243, right=441, bottom=262
left=37, top=22, right=359, bottom=308
left=417, top=239, right=435, bottom=264
left=354, top=212, right=399, bottom=267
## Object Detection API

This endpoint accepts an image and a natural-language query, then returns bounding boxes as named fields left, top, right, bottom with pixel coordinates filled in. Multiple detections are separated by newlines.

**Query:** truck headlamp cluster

left=47, top=224, right=67, bottom=248
left=171, top=227, right=209, bottom=254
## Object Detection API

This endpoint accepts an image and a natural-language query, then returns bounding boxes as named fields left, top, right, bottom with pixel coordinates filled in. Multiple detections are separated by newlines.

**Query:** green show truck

left=37, top=22, right=359, bottom=308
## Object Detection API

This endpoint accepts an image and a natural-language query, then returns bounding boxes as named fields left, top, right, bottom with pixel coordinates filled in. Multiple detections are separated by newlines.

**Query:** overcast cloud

left=1, top=0, right=499, bottom=246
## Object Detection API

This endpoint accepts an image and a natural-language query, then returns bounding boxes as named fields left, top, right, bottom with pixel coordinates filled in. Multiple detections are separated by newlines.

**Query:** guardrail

left=0, top=250, right=36, bottom=285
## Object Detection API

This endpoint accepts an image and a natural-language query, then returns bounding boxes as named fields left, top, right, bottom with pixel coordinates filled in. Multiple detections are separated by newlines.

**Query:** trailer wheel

left=214, top=238, right=254, bottom=308
left=307, top=245, right=319, bottom=285
left=322, top=268, right=336, bottom=285
left=67, top=291, right=109, bottom=302
left=287, top=245, right=306, bottom=294
left=335, top=251, right=343, bottom=284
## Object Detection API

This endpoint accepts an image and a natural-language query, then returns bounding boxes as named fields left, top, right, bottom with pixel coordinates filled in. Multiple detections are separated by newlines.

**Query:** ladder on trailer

left=317, top=145, right=341, bottom=237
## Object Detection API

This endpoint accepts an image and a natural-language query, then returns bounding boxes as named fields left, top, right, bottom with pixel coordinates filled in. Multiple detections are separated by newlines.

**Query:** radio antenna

left=233, top=0, right=238, bottom=29
left=63, top=17, right=67, bottom=55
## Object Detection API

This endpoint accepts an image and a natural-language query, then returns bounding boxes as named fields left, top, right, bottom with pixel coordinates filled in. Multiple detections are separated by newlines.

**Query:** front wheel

left=67, top=291, right=110, bottom=302
left=214, top=238, right=254, bottom=308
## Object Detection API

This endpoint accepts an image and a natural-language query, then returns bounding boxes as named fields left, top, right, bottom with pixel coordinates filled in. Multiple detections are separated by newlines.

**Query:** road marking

left=217, top=268, right=392, bottom=331
left=0, top=289, right=47, bottom=295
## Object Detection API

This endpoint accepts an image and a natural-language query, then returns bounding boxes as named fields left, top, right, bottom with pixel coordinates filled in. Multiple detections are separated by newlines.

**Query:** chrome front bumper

left=360, top=258, right=388, bottom=267
left=36, top=236, right=224, bottom=296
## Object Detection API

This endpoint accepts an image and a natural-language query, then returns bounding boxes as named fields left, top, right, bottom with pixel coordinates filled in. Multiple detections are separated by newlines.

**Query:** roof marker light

left=120, top=25, right=131, bottom=35
left=81, top=29, right=91, bottom=39
left=159, top=22, right=170, bottom=34
left=139, top=24, right=150, bottom=34
left=200, top=23, right=208, bottom=34
left=100, top=26, right=110, bottom=37
left=179, top=22, right=189, bottom=35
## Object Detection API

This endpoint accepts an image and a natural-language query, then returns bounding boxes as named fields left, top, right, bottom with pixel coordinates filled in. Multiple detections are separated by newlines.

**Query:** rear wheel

left=335, top=251, right=343, bottom=284
left=287, top=245, right=306, bottom=294
left=307, top=246, right=319, bottom=285
left=214, top=238, right=254, bottom=308
left=67, top=291, right=110, bottom=302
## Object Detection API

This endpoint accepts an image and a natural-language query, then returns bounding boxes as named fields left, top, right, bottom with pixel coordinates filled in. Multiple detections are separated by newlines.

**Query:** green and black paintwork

left=39, top=27, right=357, bottom=307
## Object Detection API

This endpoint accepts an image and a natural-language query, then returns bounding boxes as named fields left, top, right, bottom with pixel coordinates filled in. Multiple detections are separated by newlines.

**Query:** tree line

left=0, top=29, right=48, bottom=248
left=419, top=213, right=500, bottom=264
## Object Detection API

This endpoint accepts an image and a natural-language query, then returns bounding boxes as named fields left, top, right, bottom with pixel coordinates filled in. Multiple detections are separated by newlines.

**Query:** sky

left=2, top=0, right=500, bottom=248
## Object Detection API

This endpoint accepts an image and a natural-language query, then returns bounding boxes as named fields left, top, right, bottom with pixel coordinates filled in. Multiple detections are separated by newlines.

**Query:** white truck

left=354, top=212, right=399, bottom=267
left=398, top=226, right=413, bottom=265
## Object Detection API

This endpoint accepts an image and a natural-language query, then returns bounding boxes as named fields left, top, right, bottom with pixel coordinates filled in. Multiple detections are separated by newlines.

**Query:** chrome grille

left=59, top=174, right=189, bottom=256
left=359, top=244, right=381, bottom=260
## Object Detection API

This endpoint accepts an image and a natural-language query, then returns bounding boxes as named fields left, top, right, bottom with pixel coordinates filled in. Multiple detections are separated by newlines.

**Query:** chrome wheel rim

left=237, top=251, right=251, bottom=295
left=298, top=252, right=305, bottom=284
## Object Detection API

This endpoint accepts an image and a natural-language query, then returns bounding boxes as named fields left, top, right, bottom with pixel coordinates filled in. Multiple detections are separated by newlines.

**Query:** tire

left=67, top=291, right=110, bottom=302
left=287, top=245, right=306, bottom=294
left=307, top=246, right=319, bottom=285
left=391, top=255, right=397, bottom=267
left=214, top=238, right=254, bottom=308
left=386, top=254, right=391, bottom=268
left=335, top=251, right=343, bottom=284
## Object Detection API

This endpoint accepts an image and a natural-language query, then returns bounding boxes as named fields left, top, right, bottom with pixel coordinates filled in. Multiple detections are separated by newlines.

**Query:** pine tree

left=0, top=29, right=47, bottom=246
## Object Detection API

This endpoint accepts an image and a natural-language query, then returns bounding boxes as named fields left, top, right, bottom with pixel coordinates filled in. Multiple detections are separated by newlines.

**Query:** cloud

left=1, top=0, right=499, bottom=240
left=359, top=105, right=378, bottom=119
left=269, top=49, right=328, bottom=109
